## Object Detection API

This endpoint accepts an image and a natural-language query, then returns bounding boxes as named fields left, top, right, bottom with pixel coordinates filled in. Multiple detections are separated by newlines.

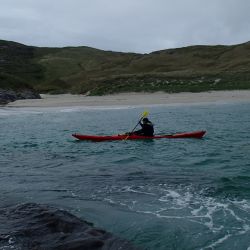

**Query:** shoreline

left=4, top=90, right=250, bottom=108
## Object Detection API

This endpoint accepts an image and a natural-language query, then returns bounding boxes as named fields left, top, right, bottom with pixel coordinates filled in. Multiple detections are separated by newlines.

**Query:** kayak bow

left=72, top=130, right=206, bottom=142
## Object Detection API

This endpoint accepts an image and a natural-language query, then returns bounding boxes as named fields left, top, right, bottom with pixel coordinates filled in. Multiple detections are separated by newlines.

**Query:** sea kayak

left=72, top=130, right=206, bottom=142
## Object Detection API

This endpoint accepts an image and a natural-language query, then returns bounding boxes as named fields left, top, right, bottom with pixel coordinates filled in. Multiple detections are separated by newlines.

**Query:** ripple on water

left=1, top=102, right=250, bottom=249
left=80, top=180, right=250, bottom=246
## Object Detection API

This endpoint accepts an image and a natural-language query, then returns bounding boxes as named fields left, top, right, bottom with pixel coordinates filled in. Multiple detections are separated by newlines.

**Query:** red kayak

left=72, top=130, right=206, bottom=142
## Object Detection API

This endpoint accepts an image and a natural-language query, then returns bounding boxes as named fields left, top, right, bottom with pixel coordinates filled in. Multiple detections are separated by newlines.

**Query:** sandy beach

left=5, top=90, right=250, bottom=108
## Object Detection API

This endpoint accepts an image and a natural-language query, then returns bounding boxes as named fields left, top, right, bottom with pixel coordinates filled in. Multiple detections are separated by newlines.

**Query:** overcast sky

left=0, top=0, right=250, bottom=53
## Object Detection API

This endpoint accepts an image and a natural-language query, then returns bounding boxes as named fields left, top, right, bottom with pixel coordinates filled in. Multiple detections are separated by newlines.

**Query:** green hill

left=1, top=39, right=250, bottom=95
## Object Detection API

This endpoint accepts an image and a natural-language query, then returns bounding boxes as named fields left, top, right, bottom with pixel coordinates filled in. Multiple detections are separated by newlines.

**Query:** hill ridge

left=0, top=39, right=250, bottom=97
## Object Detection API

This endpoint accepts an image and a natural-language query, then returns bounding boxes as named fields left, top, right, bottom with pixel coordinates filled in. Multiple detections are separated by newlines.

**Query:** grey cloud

left=0, top=0, right=249, bottom=52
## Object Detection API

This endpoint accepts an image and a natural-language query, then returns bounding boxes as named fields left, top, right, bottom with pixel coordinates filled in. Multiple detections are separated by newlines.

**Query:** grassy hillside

left=1, top=39, right=250, bottom=95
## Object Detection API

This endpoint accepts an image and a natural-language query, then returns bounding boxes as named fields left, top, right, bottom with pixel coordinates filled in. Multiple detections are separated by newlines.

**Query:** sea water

left=0, top=102, right=250, bottom=249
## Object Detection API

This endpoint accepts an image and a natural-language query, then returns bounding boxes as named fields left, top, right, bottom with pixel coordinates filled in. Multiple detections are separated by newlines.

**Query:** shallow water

left=0, top=102, right=250, bottom=249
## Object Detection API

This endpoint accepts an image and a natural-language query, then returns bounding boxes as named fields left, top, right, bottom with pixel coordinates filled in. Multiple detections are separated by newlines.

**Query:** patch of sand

left=6, top=90, right=250, bottom=108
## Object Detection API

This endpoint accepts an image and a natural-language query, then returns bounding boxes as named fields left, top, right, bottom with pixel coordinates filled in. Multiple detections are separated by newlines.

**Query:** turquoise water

left=0, top=102, right=250, bottom=249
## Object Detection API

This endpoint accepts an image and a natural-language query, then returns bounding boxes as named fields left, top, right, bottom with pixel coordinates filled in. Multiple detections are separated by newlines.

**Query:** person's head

left=142, top=117, right=149, bottom=124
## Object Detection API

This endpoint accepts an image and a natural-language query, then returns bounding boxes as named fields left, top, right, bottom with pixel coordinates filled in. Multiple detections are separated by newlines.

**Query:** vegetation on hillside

left=0, top=39, right=250, bottom=95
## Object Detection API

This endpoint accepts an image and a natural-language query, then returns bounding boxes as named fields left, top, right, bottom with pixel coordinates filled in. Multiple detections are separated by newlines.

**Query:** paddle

left=124, top=110, right=149, bottom=140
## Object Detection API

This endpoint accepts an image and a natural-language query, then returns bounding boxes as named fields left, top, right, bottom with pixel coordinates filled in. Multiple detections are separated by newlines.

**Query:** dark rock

left=0, top=88, right=41, bottom=105
left=0, top=203, right=140, bottom=250
left=16, top=89, right=41, bottom=100
left=0, top=99, right=8, bottom=105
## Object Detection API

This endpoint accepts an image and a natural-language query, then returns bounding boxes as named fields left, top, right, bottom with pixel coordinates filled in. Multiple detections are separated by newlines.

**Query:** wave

left=91, top=184, right=250, bottom=249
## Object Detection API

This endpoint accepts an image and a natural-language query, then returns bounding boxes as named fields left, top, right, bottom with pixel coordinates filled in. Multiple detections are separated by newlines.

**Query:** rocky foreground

left=0, top=203, right=140, bottom=250
left=0, top=89, right=41, bottom=105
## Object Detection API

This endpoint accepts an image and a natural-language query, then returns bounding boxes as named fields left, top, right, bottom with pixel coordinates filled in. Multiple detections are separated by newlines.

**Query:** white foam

left=104, top=198, right=115, bottom=204
left=0, top=108, right=43, bottom=116
left=123, top=186, right=156, bottom=196
left=191, top=205, right=204, bottom=216
left=99, top=184, right=250, bottom=246
left=0, top=105, right=138, bottom=116
left=204, top=234, right=231, bottom=249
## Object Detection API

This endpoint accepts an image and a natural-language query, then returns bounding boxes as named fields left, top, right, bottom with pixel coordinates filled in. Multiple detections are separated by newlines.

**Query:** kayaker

left=133, top=117, right=154, bottom=136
